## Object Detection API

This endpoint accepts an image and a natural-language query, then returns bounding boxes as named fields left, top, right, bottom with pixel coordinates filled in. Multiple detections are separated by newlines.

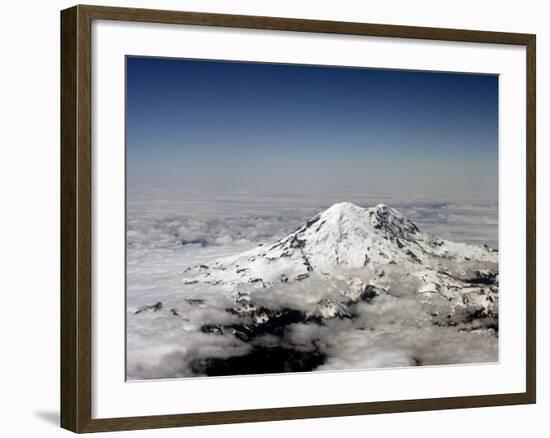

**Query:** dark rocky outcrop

left=191, top=346, right=326, bottom=377
left=134, top=301, right=162, bottom=314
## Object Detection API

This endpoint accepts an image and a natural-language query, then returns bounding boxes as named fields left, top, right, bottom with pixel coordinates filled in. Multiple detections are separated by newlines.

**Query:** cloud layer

left=126, top=189, right=498, bottom=380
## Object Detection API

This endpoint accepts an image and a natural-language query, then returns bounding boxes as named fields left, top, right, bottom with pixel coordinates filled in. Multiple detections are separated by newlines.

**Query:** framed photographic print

left=60, top=4, right=536, bottom=433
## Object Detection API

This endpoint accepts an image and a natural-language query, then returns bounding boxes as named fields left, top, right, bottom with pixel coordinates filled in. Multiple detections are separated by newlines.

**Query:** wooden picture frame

left=61, top=4, right=536, bottom=433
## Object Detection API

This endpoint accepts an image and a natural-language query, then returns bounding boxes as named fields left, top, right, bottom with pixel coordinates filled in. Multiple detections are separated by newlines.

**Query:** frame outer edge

left=76, top=4, right=533, bottom=45
left=77, top=3, right=94, bottom=432
left=61, top=4, right=94, bottom=433
left=525, top=34, right=536, bottom=403
left=60, top=5, right=79, bottom=433
left=60, top=4, right=537, bottom=432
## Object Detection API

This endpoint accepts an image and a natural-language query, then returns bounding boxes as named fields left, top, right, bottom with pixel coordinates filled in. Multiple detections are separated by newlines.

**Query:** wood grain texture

left=60, top=5, right=78, bottom=432
left=80, top=393, right=534, bottom=433
left=79, top=4, right=534, bottom=44
left=525, top=35, right=536, bottom=404
left=61, top=5, right=94, bottom=432
left=60, top=4, right=537, bottom=433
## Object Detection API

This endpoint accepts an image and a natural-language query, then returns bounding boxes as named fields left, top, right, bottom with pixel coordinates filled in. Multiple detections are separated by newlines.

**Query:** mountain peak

left=325, top=201, right=362, bottom=211
left=321, top=202, right=396, bottom=220
left=317, top=202, right=410, bottom=237
left=320, top=202, right=364, bottom=217
left=374, top=203, right=390, bottom=214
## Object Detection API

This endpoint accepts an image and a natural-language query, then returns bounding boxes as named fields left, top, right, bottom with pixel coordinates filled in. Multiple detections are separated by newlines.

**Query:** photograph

left=125, top=56, right=499, bottom=380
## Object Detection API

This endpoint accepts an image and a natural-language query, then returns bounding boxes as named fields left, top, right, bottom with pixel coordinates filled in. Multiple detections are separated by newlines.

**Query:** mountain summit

left=269, top=201, right=425, bottom=272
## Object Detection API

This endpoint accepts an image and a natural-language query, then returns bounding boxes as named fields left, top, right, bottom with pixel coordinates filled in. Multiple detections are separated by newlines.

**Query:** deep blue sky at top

left=126, top=56, right=498, bottom=197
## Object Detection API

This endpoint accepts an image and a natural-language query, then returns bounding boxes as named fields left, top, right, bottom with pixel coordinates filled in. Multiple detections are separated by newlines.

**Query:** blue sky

left=126, top=56, right=498, bottom=197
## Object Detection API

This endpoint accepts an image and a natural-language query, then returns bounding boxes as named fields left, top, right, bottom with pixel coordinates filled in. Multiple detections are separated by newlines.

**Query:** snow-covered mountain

left=182, top=202, right=498, bottom=327
left=184, top=203, right=496, bottom=281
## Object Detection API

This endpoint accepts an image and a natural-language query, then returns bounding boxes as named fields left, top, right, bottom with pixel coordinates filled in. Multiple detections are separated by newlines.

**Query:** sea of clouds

left=127, top=186, right=498, bottom=250
left=126, top=187, right=498, bottom=380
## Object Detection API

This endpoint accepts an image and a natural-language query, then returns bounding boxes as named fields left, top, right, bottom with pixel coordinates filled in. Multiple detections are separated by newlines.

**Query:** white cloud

left=126, top=190, right=498, bottom=379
